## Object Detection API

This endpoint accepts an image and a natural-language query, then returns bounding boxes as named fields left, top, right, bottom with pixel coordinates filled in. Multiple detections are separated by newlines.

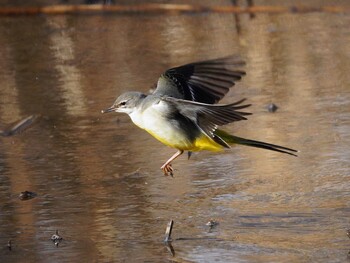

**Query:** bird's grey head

left=102, top=91, right=146, bottom=115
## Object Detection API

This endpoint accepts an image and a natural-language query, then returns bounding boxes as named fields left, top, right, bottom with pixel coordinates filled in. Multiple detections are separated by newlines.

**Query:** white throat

left=128, top=107, right=144, bottom=129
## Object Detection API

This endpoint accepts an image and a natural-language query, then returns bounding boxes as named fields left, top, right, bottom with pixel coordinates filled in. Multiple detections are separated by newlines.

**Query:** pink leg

left=161, top=150, right=184, bottom=176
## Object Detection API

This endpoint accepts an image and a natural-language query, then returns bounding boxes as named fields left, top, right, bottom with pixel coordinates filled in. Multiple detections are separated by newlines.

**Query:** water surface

left=0, top=3, right=349, bottom=263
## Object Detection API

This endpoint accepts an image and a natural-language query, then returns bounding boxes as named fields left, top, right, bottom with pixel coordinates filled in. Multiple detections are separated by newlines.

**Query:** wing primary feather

left=190, top=75, right=238, bottom=88
left=153, top=55, right=246, bottom=104
left=195, top=68, right=246, bottom=77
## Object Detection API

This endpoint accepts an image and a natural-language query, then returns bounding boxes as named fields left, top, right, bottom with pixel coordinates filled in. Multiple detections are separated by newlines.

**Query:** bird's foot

left=161, top=163, right=174, bottom=177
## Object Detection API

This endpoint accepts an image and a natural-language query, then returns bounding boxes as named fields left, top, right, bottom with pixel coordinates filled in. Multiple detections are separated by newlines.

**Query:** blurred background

left=0, top=0, right=349, bottom=262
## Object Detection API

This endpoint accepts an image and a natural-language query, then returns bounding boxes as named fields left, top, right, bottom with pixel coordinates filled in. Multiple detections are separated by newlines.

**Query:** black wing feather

left=153, top=55, right=246, bottom=104
left=163, top=97, right=251, bottom=145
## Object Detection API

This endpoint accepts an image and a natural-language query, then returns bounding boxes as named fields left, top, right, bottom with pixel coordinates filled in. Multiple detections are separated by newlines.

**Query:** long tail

left=214, top=129, right=298, bottom=157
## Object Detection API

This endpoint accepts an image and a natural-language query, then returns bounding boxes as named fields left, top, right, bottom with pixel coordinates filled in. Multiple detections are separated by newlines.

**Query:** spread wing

left=153, top=55, right=246, bottom=104
left=163, top=97, right=251, bottom=147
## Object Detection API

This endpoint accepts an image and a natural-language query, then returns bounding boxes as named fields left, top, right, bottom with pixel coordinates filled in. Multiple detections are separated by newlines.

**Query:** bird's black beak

left=101, top=106, right=116, bottom=114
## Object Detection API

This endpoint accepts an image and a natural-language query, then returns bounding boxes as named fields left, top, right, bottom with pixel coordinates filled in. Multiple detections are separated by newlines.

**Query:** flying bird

left=102, top=55, right=297, bottom=176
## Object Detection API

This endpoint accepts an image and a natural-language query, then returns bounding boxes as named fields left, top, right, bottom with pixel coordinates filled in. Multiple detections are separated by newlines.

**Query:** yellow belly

left=146, top=129, right=223, bottom=152
left=145, top=128, right=192, bottom=150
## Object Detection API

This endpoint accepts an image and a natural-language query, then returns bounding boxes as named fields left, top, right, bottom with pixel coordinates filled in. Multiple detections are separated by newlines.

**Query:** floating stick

left=164, top=220, right=174, bottom=242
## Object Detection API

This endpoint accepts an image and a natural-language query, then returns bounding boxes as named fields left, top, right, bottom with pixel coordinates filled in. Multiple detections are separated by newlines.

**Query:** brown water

left=0, top=4, right=350, bottom=263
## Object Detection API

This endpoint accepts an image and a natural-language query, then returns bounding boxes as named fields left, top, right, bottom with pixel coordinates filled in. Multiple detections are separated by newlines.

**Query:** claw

left=161, top=163, right=173, bottom=177
left=160, top=150, right=184, bottom=177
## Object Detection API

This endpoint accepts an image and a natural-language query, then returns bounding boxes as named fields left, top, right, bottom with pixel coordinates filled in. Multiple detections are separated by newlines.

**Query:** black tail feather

left=214, top=129, right=298, bottom=156
left=237, top=138, right=298, bottom=156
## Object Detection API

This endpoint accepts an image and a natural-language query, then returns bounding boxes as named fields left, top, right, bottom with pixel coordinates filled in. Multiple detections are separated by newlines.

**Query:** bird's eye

left=119, top=101, right=127, bottom=106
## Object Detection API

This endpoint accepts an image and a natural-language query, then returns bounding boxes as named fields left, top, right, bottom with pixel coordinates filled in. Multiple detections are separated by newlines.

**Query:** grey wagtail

left=102, top=55, right=297, bottom=176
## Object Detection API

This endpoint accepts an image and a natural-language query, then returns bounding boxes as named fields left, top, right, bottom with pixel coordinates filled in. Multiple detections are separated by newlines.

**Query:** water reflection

left=47, top=16, right=87, bottom=117
left=0, top=5, right=349, bottom=263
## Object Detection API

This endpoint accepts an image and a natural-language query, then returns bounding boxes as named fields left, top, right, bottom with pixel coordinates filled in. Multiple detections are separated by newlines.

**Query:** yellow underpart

left=192, top=134, right=224, bottom=152
left=145, top=129, right=224, bottom=152
left=143, top=129, right=183, bottom=148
